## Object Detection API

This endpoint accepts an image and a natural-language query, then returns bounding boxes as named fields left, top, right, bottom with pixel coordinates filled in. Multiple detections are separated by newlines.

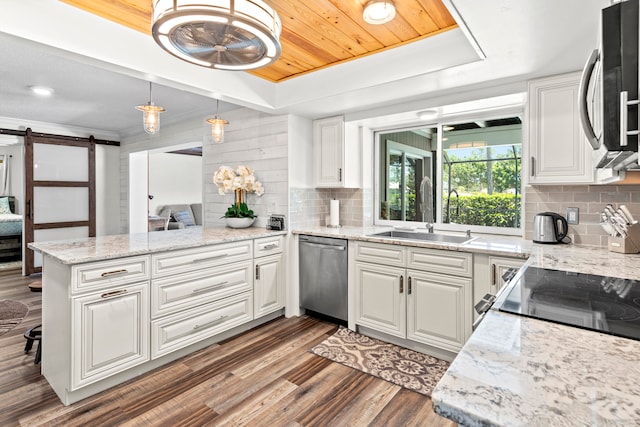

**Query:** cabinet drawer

left=355, top=242, right=405, bottom=267
left=151, top=292, right=253, bottom=359
left=407, top=247, right=472, bottom=277
left=152, top=240, right=252, bottom=278
left=254, top=235, right=283, bottom=257
left=151, top=260, right=253, bottom=318
left=71, top=256, right=150, bottom=294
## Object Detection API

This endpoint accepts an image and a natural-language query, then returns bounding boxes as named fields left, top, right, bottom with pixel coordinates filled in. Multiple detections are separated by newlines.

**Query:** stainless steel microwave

left=579, top=0, right=640, bottom=171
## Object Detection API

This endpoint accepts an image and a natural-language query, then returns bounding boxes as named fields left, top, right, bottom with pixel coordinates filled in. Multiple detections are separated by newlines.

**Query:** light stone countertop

left=432, top=310, right=640, bottom=426
left=28, top=226, right=286, bottom=264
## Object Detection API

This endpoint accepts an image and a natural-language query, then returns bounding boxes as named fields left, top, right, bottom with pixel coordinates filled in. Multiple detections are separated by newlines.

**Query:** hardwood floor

left=0, top=269, right=455, bottom=427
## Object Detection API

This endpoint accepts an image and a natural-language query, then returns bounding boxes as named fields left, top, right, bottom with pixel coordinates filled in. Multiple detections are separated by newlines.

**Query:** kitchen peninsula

left=29, top=227, right=286, bottom=405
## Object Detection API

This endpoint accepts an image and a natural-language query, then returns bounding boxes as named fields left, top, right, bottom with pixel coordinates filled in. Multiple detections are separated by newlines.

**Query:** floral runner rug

left=310, top=326, right=450, bottom=397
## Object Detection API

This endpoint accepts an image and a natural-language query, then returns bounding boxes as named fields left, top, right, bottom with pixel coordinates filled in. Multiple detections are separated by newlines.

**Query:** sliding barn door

left=24, top=129, right=96, bottom=276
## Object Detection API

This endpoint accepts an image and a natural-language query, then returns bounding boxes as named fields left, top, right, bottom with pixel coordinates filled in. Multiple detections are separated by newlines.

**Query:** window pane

left=441, top=120, right=522, bottom=229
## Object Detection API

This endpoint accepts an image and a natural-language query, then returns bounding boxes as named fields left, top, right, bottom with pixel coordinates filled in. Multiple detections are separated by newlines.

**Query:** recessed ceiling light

left=363, top=0, right=396, bottom=25
left=29, top=86, right=54, bottom=96
left=417, top=109, right=438, bottom=120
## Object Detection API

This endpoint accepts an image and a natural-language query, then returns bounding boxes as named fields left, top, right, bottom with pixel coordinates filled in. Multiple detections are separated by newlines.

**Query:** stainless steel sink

left=368, top=230, right=476, bottom=245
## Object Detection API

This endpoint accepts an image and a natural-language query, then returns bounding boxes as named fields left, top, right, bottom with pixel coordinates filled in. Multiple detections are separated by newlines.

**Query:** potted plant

left=213, top=165, right=264, bottom=228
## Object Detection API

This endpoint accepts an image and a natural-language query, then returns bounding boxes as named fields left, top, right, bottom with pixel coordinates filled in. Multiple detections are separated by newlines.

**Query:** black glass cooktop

left=498, top=266, right=640, bottom=341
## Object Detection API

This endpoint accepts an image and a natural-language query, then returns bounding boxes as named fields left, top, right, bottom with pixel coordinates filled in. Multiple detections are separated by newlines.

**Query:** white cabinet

left=527, top=72, right=594, bottom=184
left=254, top=253, right=285, bottom=318
left=39, top=232, right=286, bottom=405
left=71, top=282, right=149, bottom=390
left=253, top=235, right=285, bottom=318
left=313, top=115, right=361, bottom=188
left=355, top=262, right=406, bottom=337
left=407, top=270, right=471, bottom=352
left=355, top=242, right=472, bottom=353
left=473, top=254, right=525, bottom=320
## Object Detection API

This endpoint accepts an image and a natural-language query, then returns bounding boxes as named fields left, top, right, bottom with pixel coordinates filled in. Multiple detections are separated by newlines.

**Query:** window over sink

left=375, top=114, right=523, bottom=234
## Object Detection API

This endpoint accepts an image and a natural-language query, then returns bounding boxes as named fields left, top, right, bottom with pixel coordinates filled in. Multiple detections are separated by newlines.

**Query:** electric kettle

left=533, top=212, right=568, bottom=244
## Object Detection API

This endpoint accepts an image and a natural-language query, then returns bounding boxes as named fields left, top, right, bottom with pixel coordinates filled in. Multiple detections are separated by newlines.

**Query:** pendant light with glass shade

left=135, top=82, right=165, bottom=135
left=207, top=99, right=229, bottom=143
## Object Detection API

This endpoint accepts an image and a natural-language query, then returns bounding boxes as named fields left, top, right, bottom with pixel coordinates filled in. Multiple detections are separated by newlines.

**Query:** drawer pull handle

left=100, top=269, right=129, bottom=278
left=101, top=289, right=128, bottom=298
left=193, top=315, right=228, bottom=331
left=262, top=243, right=278, bottom=250
left=192, top=282, right=228, bottom=294
left=408, top=277, right=412, bottom=295
left=193, top=254, right=227, bottom=263
left=400, top=275, right=404, bottom=293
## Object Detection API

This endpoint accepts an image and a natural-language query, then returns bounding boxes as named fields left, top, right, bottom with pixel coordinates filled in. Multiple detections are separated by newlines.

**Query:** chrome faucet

left=447, top=188, right=459, bottom=223
left=419, top=176, right=434, bottom=232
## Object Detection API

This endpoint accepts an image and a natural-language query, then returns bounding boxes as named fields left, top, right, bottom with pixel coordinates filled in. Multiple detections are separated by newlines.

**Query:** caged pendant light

left=135, top=82, right=165, bottom=135
left=207, top=99, right=229, bottom=143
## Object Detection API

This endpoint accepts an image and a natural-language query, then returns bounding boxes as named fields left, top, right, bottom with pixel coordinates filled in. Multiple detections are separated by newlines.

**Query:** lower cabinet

left=355, top=242, right=473, bottom=353
left=151, top=292, right=253, bottom=359
left=254, top=253, right=285, bottom=318
left=473, top=254, right=526, bottom=320
left=407, top=270, right=471, bottom=352
left=71, top=282, right=150, bottom=390
left=41, top=233, right=286, bottom=405
left=355, top=262, right=406, bottom=337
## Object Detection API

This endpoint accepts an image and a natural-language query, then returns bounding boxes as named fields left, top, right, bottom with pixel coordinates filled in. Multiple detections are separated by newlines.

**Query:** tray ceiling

left=59, top=0, right=458, bottom=82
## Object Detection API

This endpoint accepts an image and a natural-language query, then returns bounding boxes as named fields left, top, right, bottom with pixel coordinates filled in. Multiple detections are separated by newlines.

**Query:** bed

left=0, top=196, right=22, bottom=261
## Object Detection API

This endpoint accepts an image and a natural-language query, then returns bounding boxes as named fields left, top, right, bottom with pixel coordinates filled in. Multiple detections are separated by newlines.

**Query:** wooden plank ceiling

left=60, top=0, right=457, bottom=82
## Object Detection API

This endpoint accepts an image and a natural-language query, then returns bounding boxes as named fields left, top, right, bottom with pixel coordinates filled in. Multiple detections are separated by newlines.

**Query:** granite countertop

left=432, top=310, right=640, bottom=426
left=28, top=227, right=286, bottom=264
left=293, top=226, right=532, bottom=258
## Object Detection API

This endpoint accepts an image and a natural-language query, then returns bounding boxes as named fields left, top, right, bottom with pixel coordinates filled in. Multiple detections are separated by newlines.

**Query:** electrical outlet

left=567, top=207, right=579, bottom=224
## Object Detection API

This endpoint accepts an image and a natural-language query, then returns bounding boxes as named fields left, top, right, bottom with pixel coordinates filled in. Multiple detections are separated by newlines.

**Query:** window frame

left=373, top=108, right=524, bottom=236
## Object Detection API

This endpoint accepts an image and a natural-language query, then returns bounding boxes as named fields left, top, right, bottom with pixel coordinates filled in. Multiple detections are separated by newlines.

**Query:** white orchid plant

left=213, top=165, right=264, bottom=218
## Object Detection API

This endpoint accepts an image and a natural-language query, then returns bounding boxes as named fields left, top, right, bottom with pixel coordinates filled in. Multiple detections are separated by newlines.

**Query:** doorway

left=129, top=142, right=203, bottom=233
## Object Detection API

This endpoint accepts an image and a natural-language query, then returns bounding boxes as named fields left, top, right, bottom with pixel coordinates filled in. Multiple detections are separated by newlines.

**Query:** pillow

left=172, top=210, right=195, bottom=227
left=0, top=197, right=11, bottom=214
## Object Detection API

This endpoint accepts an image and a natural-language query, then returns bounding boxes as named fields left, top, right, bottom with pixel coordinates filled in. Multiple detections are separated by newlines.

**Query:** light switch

left=567, top=207, right=579, bottom=224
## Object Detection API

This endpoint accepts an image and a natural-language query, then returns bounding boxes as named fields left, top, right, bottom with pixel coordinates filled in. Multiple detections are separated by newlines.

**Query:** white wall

left=120, top=118, right=209, bottom=233
left=95, top=144, right=121, bottom=235
left=203, top=108, right=289, bottom=228
left=149, top=152, right=202, bottom=214
left=0, top=144, right=24, bottom=213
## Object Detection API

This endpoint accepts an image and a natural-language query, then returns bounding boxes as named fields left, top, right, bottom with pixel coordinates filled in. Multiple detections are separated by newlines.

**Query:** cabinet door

left=254, top=253, right=285, bottom=318
left=355, top=262, right=406, bottom=338
left=314, top=116, right=344, bottom=187
left=489, top=256, right=525, bottom=294
left=72, top=282, right=149, bottom=390
left=527, top=72, right=594, bottom=184
left=406, top=270, right=471, bottom=352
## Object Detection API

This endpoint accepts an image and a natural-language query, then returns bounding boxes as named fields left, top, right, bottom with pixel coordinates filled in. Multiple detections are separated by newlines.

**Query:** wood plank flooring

left=0, top=268, right=455, bottom=427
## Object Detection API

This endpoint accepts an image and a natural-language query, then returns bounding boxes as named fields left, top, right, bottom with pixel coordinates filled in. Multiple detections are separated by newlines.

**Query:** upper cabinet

left=526, top=72, right=595, bottom=184
left=313, top=115, right=361, bottom=188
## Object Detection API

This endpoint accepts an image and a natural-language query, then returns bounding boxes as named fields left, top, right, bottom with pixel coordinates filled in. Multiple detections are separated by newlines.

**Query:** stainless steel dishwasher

left=299, top=235, right=348, bottom=322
